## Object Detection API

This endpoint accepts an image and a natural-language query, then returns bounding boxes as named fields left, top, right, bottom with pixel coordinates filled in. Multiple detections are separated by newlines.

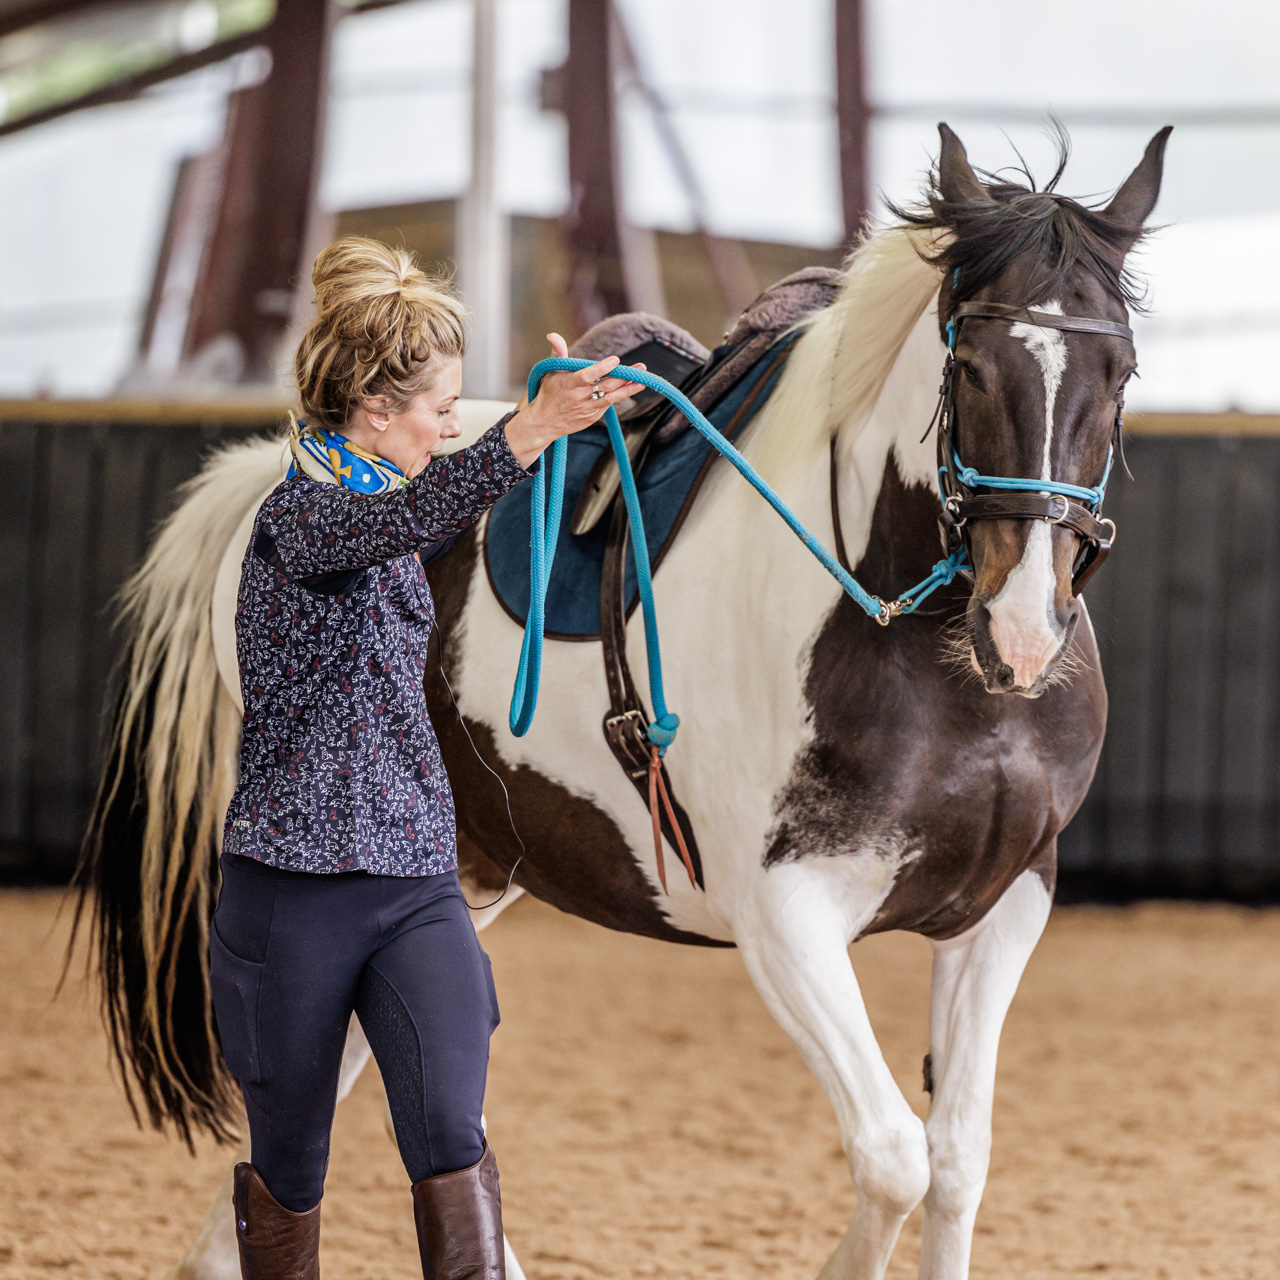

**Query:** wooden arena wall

left=0, top=404, right=1276, bottom=899
left=0, top=401, right=281, bottom=882
left=1057, top=417, right=1280, bottom=902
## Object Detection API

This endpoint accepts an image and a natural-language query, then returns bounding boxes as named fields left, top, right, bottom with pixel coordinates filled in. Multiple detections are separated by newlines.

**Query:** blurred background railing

left=0, top=0, right=1277, bottom=889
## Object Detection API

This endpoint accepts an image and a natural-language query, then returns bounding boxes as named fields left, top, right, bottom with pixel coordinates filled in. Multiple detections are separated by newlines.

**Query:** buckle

left=604, top=708, right=646, bottom=736
left=604, top=709, right=650, bottom=777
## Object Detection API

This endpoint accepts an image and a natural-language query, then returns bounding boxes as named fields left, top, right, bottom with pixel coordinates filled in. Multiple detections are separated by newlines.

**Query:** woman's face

left=346, top=356, right=464, bottom=479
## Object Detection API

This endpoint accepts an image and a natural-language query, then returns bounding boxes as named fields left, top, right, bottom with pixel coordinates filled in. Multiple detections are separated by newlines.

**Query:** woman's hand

left=504, top=333, right=647, bottom=470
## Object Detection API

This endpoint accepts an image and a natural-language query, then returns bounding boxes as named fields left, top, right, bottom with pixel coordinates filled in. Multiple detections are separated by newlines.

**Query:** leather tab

left=232, top=1163, right=321, bottom=1280
left=412, top=1142, right=505, bottom=1280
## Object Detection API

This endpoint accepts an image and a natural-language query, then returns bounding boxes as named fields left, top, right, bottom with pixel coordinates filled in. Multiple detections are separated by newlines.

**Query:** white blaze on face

left=985, top=302, right=1067, bottom=689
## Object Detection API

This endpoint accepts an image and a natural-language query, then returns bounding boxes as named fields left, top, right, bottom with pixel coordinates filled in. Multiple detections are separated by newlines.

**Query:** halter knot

left=646, top=712, right=680, bottom=750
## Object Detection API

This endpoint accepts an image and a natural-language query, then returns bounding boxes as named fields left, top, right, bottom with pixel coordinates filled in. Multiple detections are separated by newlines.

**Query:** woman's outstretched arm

left=265, top=344, right=643, bottom=579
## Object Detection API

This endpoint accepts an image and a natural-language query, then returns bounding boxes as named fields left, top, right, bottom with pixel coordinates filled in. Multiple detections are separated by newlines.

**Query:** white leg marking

left=335, top=1015, right=373, bottom=1105
left=466, top=879, right=526, bottom=934
left=176, top=1021, right=373, bottom=1278
left=504, top=1235, right=529, bottom=1280
left=986, top=304, right=1068, bottom=687
left=919, top=870, right=1052, bottom=1280
left=734, top=860, right=929, bottom=1280
left=169, top=1139, right=248, bottom=1280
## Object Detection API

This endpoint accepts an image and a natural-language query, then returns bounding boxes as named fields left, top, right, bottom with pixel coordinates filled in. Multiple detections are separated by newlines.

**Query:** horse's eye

left=959, top=361, right=984, bottom=392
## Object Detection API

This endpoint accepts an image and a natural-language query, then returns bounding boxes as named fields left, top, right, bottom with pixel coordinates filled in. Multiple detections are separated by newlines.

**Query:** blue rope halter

left=940, top=308, right=1115, bottom=512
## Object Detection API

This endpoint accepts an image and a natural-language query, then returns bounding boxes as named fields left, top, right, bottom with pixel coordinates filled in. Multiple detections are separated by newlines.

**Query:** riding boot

left=411, top=1141, right=505, bottom=1280
left=232, top=1162, right=321, bottom=1280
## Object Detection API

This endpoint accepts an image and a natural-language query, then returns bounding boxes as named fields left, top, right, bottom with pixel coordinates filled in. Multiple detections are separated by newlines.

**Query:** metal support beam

left=457, top=0, right=510, bottom=398
left=611, top=1, right=753, bottom=319
left=184, top=0, right=338, bottom=384
left=562, top=0, right=629, bottom=331
left=0, top=0, right=108, bottom=42
left=130, top=150, right=227, bottom=385
left=0, top=30, right=265, bottom=142
left=835, top=0, right=871, bottom=245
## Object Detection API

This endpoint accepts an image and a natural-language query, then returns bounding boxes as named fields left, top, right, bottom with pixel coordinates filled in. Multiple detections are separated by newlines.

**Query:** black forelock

left=888, top=127, right=1152, bottom=317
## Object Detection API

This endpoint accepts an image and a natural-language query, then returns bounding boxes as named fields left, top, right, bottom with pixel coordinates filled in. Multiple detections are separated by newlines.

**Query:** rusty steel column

left=184, top=0, right=337, bottom=383
left=458, top=0, right=510, bottom=397
left=562, top=0, right=629, bottom=331
left=835, top=0, right=871, bottom=246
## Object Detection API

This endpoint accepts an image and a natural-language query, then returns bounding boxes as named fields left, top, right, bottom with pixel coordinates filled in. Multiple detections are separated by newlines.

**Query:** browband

left=953, top=301, right=1133, bottom=342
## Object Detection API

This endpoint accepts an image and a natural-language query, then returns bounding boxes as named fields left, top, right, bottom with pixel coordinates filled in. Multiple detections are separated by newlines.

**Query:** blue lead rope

left=508, top=357, right=966, bottom=747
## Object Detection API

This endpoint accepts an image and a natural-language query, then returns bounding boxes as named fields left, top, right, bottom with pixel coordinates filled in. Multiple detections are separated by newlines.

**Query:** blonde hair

left=294, top=237, right=468, bottom=430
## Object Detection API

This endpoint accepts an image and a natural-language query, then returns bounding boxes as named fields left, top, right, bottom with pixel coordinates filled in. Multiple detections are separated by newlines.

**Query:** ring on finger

left=590, top=385, right=605, bottom=400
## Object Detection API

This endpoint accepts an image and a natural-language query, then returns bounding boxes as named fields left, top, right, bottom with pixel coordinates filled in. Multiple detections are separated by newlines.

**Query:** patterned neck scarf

left=287, top=419, right=409, bottom=495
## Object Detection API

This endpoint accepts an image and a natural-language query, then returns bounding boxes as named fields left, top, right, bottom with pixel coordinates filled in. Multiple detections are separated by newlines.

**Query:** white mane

left=747, top=226, right=943, bottom=485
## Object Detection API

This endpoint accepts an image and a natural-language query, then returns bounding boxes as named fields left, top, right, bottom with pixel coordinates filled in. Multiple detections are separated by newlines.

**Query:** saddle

left=483, top=267, right=842, bottom=890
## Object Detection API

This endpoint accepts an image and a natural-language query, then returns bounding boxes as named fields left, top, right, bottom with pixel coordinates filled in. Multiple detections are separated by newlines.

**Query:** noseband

left=934, top=300, right=1131, bottom=596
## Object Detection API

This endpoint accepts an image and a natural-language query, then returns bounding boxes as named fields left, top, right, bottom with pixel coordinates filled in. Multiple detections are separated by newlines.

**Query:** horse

left=71, top=122, right=1170, bottom=1280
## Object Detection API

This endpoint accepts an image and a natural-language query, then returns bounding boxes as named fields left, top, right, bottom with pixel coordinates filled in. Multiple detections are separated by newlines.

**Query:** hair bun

left=294, top=237, right=469, bottom=430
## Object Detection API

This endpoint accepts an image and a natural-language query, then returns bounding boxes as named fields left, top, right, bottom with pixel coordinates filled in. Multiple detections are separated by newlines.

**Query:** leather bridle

left=934, top=300, right=1132, bottom=596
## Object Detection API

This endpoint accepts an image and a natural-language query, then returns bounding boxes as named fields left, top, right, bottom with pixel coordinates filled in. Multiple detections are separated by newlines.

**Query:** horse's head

left=910, top=123, right=1170, bottom=696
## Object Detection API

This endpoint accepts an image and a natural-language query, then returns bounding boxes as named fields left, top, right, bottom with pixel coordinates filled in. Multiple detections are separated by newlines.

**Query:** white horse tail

left=69, top=436, right=284, bottom=1146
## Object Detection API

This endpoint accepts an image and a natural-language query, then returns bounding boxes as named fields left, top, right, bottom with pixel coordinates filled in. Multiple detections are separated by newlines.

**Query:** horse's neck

left=704, top=295, right=946, bottom=624
left=831, top=303, right=946, bottom=585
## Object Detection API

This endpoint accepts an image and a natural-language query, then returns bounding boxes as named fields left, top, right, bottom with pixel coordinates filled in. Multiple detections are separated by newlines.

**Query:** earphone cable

left=430, top=619, right=524, bottom=911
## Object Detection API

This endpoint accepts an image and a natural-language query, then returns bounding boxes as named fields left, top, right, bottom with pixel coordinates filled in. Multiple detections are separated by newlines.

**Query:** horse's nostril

left=994, top=663, right=1016, bottom=691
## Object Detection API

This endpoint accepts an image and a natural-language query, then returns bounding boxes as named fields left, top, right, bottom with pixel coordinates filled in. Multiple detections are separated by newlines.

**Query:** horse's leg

left=735, top=861, right=931, bottom=1280
left=171, top=1019, right=374, bottom=1280
left=170, top=1142, right=247, bottom=1280
left=918, top=867, right=1052, bottom=1280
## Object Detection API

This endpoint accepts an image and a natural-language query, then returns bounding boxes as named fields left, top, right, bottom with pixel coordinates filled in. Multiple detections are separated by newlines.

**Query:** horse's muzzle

left=968, top=599, right=1080, bottom=697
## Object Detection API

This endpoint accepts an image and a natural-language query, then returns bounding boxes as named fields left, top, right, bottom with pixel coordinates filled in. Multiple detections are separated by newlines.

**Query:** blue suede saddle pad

left=484, top=339, right=795, bottom=639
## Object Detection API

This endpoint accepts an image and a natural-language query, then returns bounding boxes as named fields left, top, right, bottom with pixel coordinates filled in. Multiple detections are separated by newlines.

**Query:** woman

left=210, top=236, right=642, bottom=1280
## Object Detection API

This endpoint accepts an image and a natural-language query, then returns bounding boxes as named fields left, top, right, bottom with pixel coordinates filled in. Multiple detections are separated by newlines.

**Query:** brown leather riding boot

left=411, top=1142, right=505, bottom=1280
left=232, top=1163, right=321, bottom=1280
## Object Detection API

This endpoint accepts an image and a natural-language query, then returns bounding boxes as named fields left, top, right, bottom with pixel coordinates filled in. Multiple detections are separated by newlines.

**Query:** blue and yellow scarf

left=287, top=418, right=408, bottom=494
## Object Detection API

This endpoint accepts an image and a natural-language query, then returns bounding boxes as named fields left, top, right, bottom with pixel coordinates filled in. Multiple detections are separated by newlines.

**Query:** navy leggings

left=209, top=854, right=499, bottom=1212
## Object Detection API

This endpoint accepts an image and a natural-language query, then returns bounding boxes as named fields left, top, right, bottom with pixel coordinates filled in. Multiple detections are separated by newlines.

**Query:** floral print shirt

left=222, top=419, right=531, bottom=876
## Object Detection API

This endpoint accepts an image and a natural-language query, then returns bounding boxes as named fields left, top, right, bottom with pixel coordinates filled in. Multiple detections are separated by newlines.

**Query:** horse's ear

left=1104, top=126, right=1173, bottom=236
left=937, top=123, right=987, bottom=206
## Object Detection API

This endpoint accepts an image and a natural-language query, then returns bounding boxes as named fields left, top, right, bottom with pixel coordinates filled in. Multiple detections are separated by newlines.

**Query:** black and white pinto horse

left=74, top=124, right=1169, bottom=1280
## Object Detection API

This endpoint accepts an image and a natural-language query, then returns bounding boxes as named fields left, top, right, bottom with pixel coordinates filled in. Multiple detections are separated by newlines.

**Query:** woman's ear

left=361, top=399, right=394, bottom=434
